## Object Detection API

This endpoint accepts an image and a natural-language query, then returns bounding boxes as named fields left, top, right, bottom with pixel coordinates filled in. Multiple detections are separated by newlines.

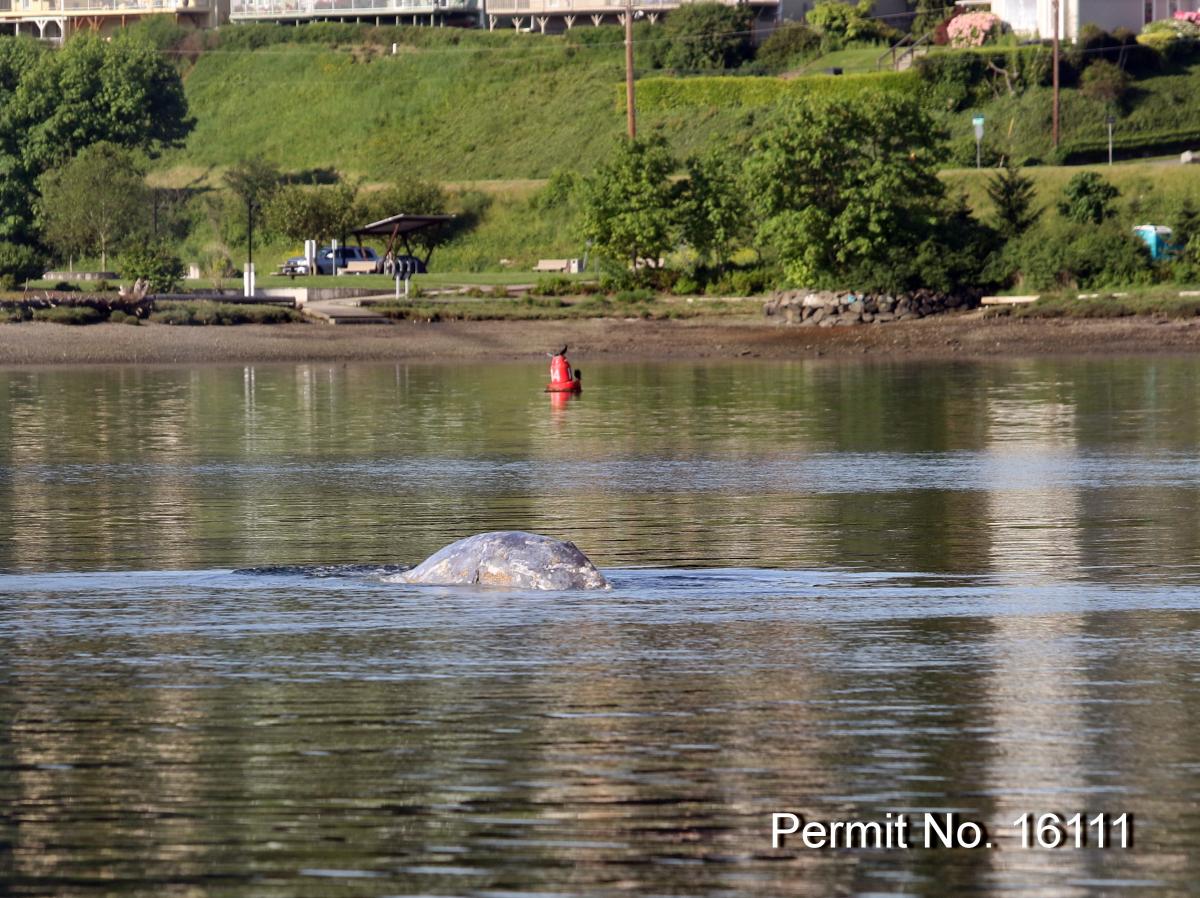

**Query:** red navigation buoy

left=547, top=345, right=582, bottom=393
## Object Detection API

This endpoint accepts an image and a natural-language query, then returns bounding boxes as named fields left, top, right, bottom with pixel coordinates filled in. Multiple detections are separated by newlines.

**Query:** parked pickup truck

left=279, top=246, right=381, bottom=276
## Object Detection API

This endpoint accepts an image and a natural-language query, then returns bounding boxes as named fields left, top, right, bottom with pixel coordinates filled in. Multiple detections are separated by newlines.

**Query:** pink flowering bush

left=1174, top=10, right=1200, bottom=23
left=946, top=11, right=1001, bottom=46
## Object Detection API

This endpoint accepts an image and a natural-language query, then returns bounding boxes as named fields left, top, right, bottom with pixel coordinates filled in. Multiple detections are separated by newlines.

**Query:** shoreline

left=2, top=314, right=1200, bottom=367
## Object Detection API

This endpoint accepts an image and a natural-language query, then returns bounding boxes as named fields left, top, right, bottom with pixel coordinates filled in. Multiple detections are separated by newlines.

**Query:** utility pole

left=1052, top=0, right=1060, bottom=149
left=625, top=0, right=636, bottom=139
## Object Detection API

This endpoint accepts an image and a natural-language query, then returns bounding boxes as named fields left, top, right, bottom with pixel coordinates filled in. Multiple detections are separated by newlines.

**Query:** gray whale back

left=397, top=531, right=610, bottom=590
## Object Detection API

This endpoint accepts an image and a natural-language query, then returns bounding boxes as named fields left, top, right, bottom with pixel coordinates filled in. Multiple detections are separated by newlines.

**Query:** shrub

left=1003, top=223, right=1151, bottom=289
left=806, top=0, right=896, bottom=46
left=932, top=6, right=964, bottom=44
left=1080, top=59, right=1131, bottom=104
left=716, top=267, right=772, bottom=296
left=530, top=275, right=576, bottom=296
left=118, top=242, right=185, bottom=293
left=151, top=300, right=303, bottom=325
left=672, top=275, right=701, bottom=295
left=0, top=241, right=44, bottom=290
left=915, top=48, right=1049, bottom=109
left=946, top=12, right=1002, bottom=47
left=656, top=2, right=755, bottom=71
left=613, top=287, right=654, bottom=304
left=32, top=305, right=104, bottom=325
left=1058, top=172, right=1119, bottom=224
left=756, top=22, right=821, bottom=72
left=108, top=309, right=140, bottom=325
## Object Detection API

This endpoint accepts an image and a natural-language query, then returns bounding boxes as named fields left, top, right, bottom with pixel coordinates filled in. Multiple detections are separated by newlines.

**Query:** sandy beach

left=2, top=313, right=1200, bottom=367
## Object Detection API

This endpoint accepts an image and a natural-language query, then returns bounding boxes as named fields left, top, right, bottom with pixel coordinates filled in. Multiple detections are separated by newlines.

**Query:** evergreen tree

left=985, top=161, right=1040, bottom=239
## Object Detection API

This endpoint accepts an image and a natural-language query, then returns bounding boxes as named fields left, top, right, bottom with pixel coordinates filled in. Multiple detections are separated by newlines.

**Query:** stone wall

left=763, top=289, right=981, bottom=326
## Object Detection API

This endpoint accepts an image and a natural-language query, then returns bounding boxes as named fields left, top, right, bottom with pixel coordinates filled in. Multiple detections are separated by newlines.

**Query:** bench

left=981, top=295, right=1040, bottom=306
left=534, top=258, right=583, bottom=274
left=337, top=260, right=379, bottom=275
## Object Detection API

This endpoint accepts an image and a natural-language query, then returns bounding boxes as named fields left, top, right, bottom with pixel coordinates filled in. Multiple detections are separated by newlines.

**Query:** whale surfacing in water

left=396, top=531, right=610, bottom=590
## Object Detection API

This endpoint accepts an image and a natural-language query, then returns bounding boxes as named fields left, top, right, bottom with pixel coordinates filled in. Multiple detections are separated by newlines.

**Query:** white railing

left=231, top=0, right=474, bottom=15
left=485, top=0, right=762, bottom=12
left=3, top=0, right=211, bottom=11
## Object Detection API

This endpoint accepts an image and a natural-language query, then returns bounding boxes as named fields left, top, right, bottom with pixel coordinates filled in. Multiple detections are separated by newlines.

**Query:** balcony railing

left=484, top=0, right=768, bottom=11
left=231, top=0, right=474, bottom=15
left=0, top=0, right=206, bottom=12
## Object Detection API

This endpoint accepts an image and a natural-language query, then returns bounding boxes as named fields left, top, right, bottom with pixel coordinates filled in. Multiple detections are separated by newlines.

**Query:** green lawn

left=788, top=46, right=891, bottom=76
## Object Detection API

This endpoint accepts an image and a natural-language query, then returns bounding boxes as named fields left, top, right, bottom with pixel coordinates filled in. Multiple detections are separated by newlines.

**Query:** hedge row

left=1056, top=126, right=1200, bottom=164
left=628, top=71, right=921, bottom=111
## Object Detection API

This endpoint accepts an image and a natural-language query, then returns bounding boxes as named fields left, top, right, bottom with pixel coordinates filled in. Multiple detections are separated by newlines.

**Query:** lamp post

left=973, top=115, right=985, bottom=169
left=1051, top=0, right=1060, bottom=149
left=1106, top=114, right=1116, bottom=166
left=625, top=0, right=636, bottom=139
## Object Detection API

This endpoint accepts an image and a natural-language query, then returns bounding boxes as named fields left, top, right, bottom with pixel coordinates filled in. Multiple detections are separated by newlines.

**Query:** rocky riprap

left=763, top=289, right=980, bottom=326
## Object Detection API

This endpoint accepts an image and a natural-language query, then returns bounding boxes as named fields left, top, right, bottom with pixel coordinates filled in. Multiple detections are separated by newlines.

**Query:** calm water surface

left=1, top=358, right=1199, bottom=896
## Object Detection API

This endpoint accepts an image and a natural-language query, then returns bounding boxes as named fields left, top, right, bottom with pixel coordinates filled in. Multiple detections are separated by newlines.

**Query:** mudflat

left=2, top=314, right=1200, bottom=367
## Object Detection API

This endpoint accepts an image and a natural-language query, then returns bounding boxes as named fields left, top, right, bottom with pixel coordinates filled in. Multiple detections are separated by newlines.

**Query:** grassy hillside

left=135, top=25, right=1200, bottom=275
left=160, top=26, right=1200, bottom=184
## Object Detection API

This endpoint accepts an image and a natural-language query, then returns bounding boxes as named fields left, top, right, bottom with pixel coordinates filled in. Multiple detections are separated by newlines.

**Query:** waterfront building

left=988, top=0, right=1198, bottom=41
left=0, top=0, right=223, bottom=42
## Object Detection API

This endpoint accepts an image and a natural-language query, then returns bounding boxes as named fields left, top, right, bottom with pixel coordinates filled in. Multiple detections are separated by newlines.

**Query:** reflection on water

left=2, top=358, right=1200, bottom=896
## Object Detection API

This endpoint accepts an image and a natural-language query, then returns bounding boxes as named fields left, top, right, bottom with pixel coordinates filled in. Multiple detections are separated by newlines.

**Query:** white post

left=331, top=238, right=339, bottom=277
left=243, top=262, right=255, bottom=297
left=304, top=239, right=316, bottom=275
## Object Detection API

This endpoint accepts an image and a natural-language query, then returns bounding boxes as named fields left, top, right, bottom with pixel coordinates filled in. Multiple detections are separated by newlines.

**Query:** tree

left=986, top=161, right=1041, bottom=239
left=117, top=240, right=185, bottom=293
left=744, top=93, right=949, bottom=290
left=264, top=182, right=359, bottom=245
left=39, top=142, right=148, bottom=270
left=579, top=137, right=680, bottom=270
left=1080, top=60, right=1131, bottom=104
left=1058, top=171, right=1119, bottom=224
left=659, top=2, right=755, bottom=71
left=0, top=31, right=191, bottom=246
left=0, top=241, right=44, bottom=290
left=756, top=22, right=821, bottom=72
left=678, top=149, right=748, bottom=269
left=225, top=156, right=283, bottom=216
left=911, top=0, right=948, bottom=39
left=806, top=0, right=895, bottom=46
left=8, top=32, right=192, bottom=175
left=1173, top=198, right=1200, bottom=246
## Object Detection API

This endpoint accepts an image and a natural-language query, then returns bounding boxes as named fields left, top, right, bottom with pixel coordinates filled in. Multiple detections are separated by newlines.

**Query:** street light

left=1051, top=0, right=1060, bottom=148
left=625, top=0, right=638, bottom=139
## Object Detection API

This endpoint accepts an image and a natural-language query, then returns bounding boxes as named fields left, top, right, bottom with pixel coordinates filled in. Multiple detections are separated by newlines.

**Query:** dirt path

left=2, top=313, right=1200, bottom=367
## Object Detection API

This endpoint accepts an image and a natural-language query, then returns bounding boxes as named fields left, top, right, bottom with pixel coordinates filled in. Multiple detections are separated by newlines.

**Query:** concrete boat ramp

left=302, top=295, right=394, bottom=325
left=256, top=287, right=394, bottom=325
